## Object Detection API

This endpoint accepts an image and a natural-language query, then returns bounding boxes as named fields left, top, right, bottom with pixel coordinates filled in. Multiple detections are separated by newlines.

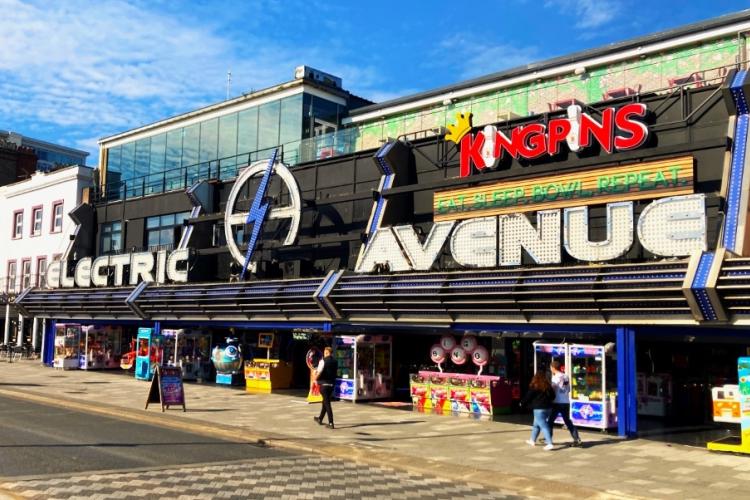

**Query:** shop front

left=16, top=70, right=750, bottom=448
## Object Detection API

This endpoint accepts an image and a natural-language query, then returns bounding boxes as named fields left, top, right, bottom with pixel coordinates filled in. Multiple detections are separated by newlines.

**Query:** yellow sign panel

left=434, top=156, right=694, bottom=221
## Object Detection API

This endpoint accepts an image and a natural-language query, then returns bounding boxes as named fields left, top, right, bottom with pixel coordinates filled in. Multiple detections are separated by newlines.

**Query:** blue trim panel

left=240, top=149, right=278, bottom=280
left=616, top=327, right=637, bottom=438
left=690, top=252, right=717, bottom=321
left=723, top=70, right=749, bottom=252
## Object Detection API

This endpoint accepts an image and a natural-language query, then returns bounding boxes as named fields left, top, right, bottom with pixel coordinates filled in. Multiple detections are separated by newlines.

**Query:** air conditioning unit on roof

left=294, top=65, right=342, bottom=89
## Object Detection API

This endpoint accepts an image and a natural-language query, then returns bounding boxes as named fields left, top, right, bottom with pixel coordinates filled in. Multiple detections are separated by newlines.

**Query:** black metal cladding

left=327, top=260, right=691, bottom=324
left=17, top=287, right=137, bottom=320
left=134, top=278, right=328, bottom=321
left=715, top=258, right=750, bottom=317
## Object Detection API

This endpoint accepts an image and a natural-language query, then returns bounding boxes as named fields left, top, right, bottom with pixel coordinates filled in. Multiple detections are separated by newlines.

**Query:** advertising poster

left=160, top=366, right=186, bottom=409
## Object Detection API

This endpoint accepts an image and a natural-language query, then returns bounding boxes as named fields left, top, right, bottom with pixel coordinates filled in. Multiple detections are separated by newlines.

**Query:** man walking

left=313, top=346, right=337, bottom=429
left=548, top=360, right=582, bottom=447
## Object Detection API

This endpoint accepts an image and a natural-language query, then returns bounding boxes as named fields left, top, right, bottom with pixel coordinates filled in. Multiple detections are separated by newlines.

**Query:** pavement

left=0, top=361, right=748, bottom=500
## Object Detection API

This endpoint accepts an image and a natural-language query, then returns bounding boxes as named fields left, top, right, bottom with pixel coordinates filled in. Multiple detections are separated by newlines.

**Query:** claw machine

left=533, top=342, right=567, bottom=373
left=533, top=342, right=568, bottom=424
left=164, top=329, right=211, bottom=381
left=53, top=323, right=81, bottom=370
left=533, top=342, right=617, bottom=430
left=135, top=327, right=167, bottom=381
left=333, top=334, right=392, bottom=402
left=80, top=325, right=123, bottom=370
left=568, top=344, right=617, bottom=430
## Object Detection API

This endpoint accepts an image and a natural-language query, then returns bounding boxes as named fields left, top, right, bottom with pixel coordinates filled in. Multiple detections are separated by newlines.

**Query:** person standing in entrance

left=547, top=360, right=582, bottom=447
left=520, top=370, right=556, bottom=450
left=313, top=346, right=338, bottom=429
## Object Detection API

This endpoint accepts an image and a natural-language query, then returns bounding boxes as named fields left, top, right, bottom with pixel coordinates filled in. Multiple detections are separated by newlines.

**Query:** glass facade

left=145, top=212, right=191, bottom=250
left=100, top=222, right=122, bottom=255
left=104, top=92, right=326, bottom=200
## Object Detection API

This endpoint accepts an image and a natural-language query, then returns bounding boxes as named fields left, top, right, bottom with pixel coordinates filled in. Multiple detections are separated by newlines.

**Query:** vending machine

left=333, top=334, right=392, bottom=402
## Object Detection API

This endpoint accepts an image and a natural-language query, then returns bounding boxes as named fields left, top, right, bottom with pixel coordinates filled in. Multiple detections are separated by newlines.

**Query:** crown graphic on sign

left=445, top=112, right=473, bottom=144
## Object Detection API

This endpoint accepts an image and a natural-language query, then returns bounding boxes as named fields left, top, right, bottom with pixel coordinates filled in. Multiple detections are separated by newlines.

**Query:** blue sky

left=1, top=0, right=747, bottom=164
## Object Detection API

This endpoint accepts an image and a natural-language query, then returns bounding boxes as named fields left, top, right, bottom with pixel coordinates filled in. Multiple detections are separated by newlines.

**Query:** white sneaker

left=543, top=443, right=554, bottom=451
left=525, top=439, right=536, bottom=446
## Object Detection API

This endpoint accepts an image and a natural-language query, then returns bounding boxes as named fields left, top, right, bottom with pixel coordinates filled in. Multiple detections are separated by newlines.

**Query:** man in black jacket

left=313, top=346, right=338, bottom=429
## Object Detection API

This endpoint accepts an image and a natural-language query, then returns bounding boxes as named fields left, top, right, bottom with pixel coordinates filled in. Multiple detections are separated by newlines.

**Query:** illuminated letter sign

left=224, top=158, right=302, bottom=275
left=48, top=250, right=190, bottom=288
left=355, top=194, right=706, bottom=273
left=453, top=103, right=648, bottom=177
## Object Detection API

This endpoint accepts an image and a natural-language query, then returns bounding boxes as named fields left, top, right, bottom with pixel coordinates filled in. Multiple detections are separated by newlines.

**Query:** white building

left=0, top=165, right=93, bottom=349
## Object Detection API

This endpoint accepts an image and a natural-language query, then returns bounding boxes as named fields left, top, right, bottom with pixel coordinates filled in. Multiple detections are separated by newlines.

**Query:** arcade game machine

left=637, top=372, right=672, bottom=417
left=568, top=344, right=618, bottom=430
left=709, top=357, right=750, bottom=454
left=333, top=334, right=393, bottom=402
left=533, top=342, right=567, bottom=373
left=80, top=325, right=123, bottom=370
left=244, top=333, right=293, bottom=393
left=166, top=329, right=212, bottom=381
left=211, top=337, right=243, bottom=385
left=53, top=323, right=81, bottom=370
left=135, top=327, right=165, bottom=381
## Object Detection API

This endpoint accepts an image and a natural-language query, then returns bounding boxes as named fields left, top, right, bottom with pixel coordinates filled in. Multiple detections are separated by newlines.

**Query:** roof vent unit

left=294, top=65, right=342, bottom=89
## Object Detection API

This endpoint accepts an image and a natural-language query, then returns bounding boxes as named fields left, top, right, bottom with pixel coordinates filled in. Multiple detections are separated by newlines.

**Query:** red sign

left=459, top=103, right=648, bottom=177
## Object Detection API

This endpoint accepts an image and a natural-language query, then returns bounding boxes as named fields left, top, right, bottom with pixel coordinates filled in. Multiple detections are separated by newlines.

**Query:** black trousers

left=548, top=402, right=580, bottom=441
left=318, top=383, right=334, bottom=424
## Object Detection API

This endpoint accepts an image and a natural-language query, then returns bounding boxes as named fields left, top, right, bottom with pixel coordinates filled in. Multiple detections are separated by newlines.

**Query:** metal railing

left=94, top=128, right=363, bottom=203
left=94, top=58, right=743, bottom=204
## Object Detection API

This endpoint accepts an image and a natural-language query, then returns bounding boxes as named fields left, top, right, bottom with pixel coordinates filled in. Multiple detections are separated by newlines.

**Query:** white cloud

left=0, top=0, right=391, bottom=163
left=545, top=0, right=622, bottom=29
left=435, top=35, right=539, bottom=81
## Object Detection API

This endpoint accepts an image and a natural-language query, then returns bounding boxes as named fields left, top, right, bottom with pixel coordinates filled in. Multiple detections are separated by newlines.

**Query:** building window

left=37, top=257, right=47, bottom=287
left=51, top=201, right=64, bottom=233
left=31, top=206, right=43, bottom=236
left=12, top=210, right=23, bottom=239
left=21, top=259, right=31, bottom=289
left=6, top=261, right=16, bottom=293
left=100, top=222, right=122, bottom=254
left=145, top=212, right=190, bottom=250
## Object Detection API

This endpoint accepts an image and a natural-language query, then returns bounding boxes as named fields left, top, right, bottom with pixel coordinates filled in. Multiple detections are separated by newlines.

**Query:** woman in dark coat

left=520, top=370, right=556, bottom=450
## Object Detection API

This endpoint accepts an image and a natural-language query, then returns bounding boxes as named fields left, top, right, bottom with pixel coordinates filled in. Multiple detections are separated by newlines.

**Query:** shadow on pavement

left=336, top=420, right=425, bottom=429
left=0, top=441, right=262, bottom=449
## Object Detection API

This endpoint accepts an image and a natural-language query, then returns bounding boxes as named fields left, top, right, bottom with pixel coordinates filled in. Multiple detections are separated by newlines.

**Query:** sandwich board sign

left=145, top=365, right=186, bottom=412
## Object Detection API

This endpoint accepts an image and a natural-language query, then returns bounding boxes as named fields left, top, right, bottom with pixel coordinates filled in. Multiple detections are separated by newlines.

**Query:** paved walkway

left=0, top=361, right=747, bottom=499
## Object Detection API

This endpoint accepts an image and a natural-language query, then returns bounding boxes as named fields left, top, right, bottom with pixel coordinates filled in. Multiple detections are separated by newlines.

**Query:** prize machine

left=306, top=347, right=323, bottom=403
left=569, top=344, right=618, bottom=430
left=79, top=325, right=123, bottom=370
left=410, top=334, right=512, bottom=417
left=53, top=323, right=81, bottom=370
left=709, top=357, right=750, bottom=454
left=164, top=329, right=212, bottom=381
left=135, top=327, right=167, bottom=381
left=533, top=342, right=567, bottom=373
left=244, top=333, right=293, bottom=393
left=533, top=342, right=618, bottom=430
left=211, top=337, right=243, bottom=385
left=636, top=373, right=672, bottom=417
left=333, top=334, right=393, bottom=402
left=532, top=342, right=568, bottom=424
